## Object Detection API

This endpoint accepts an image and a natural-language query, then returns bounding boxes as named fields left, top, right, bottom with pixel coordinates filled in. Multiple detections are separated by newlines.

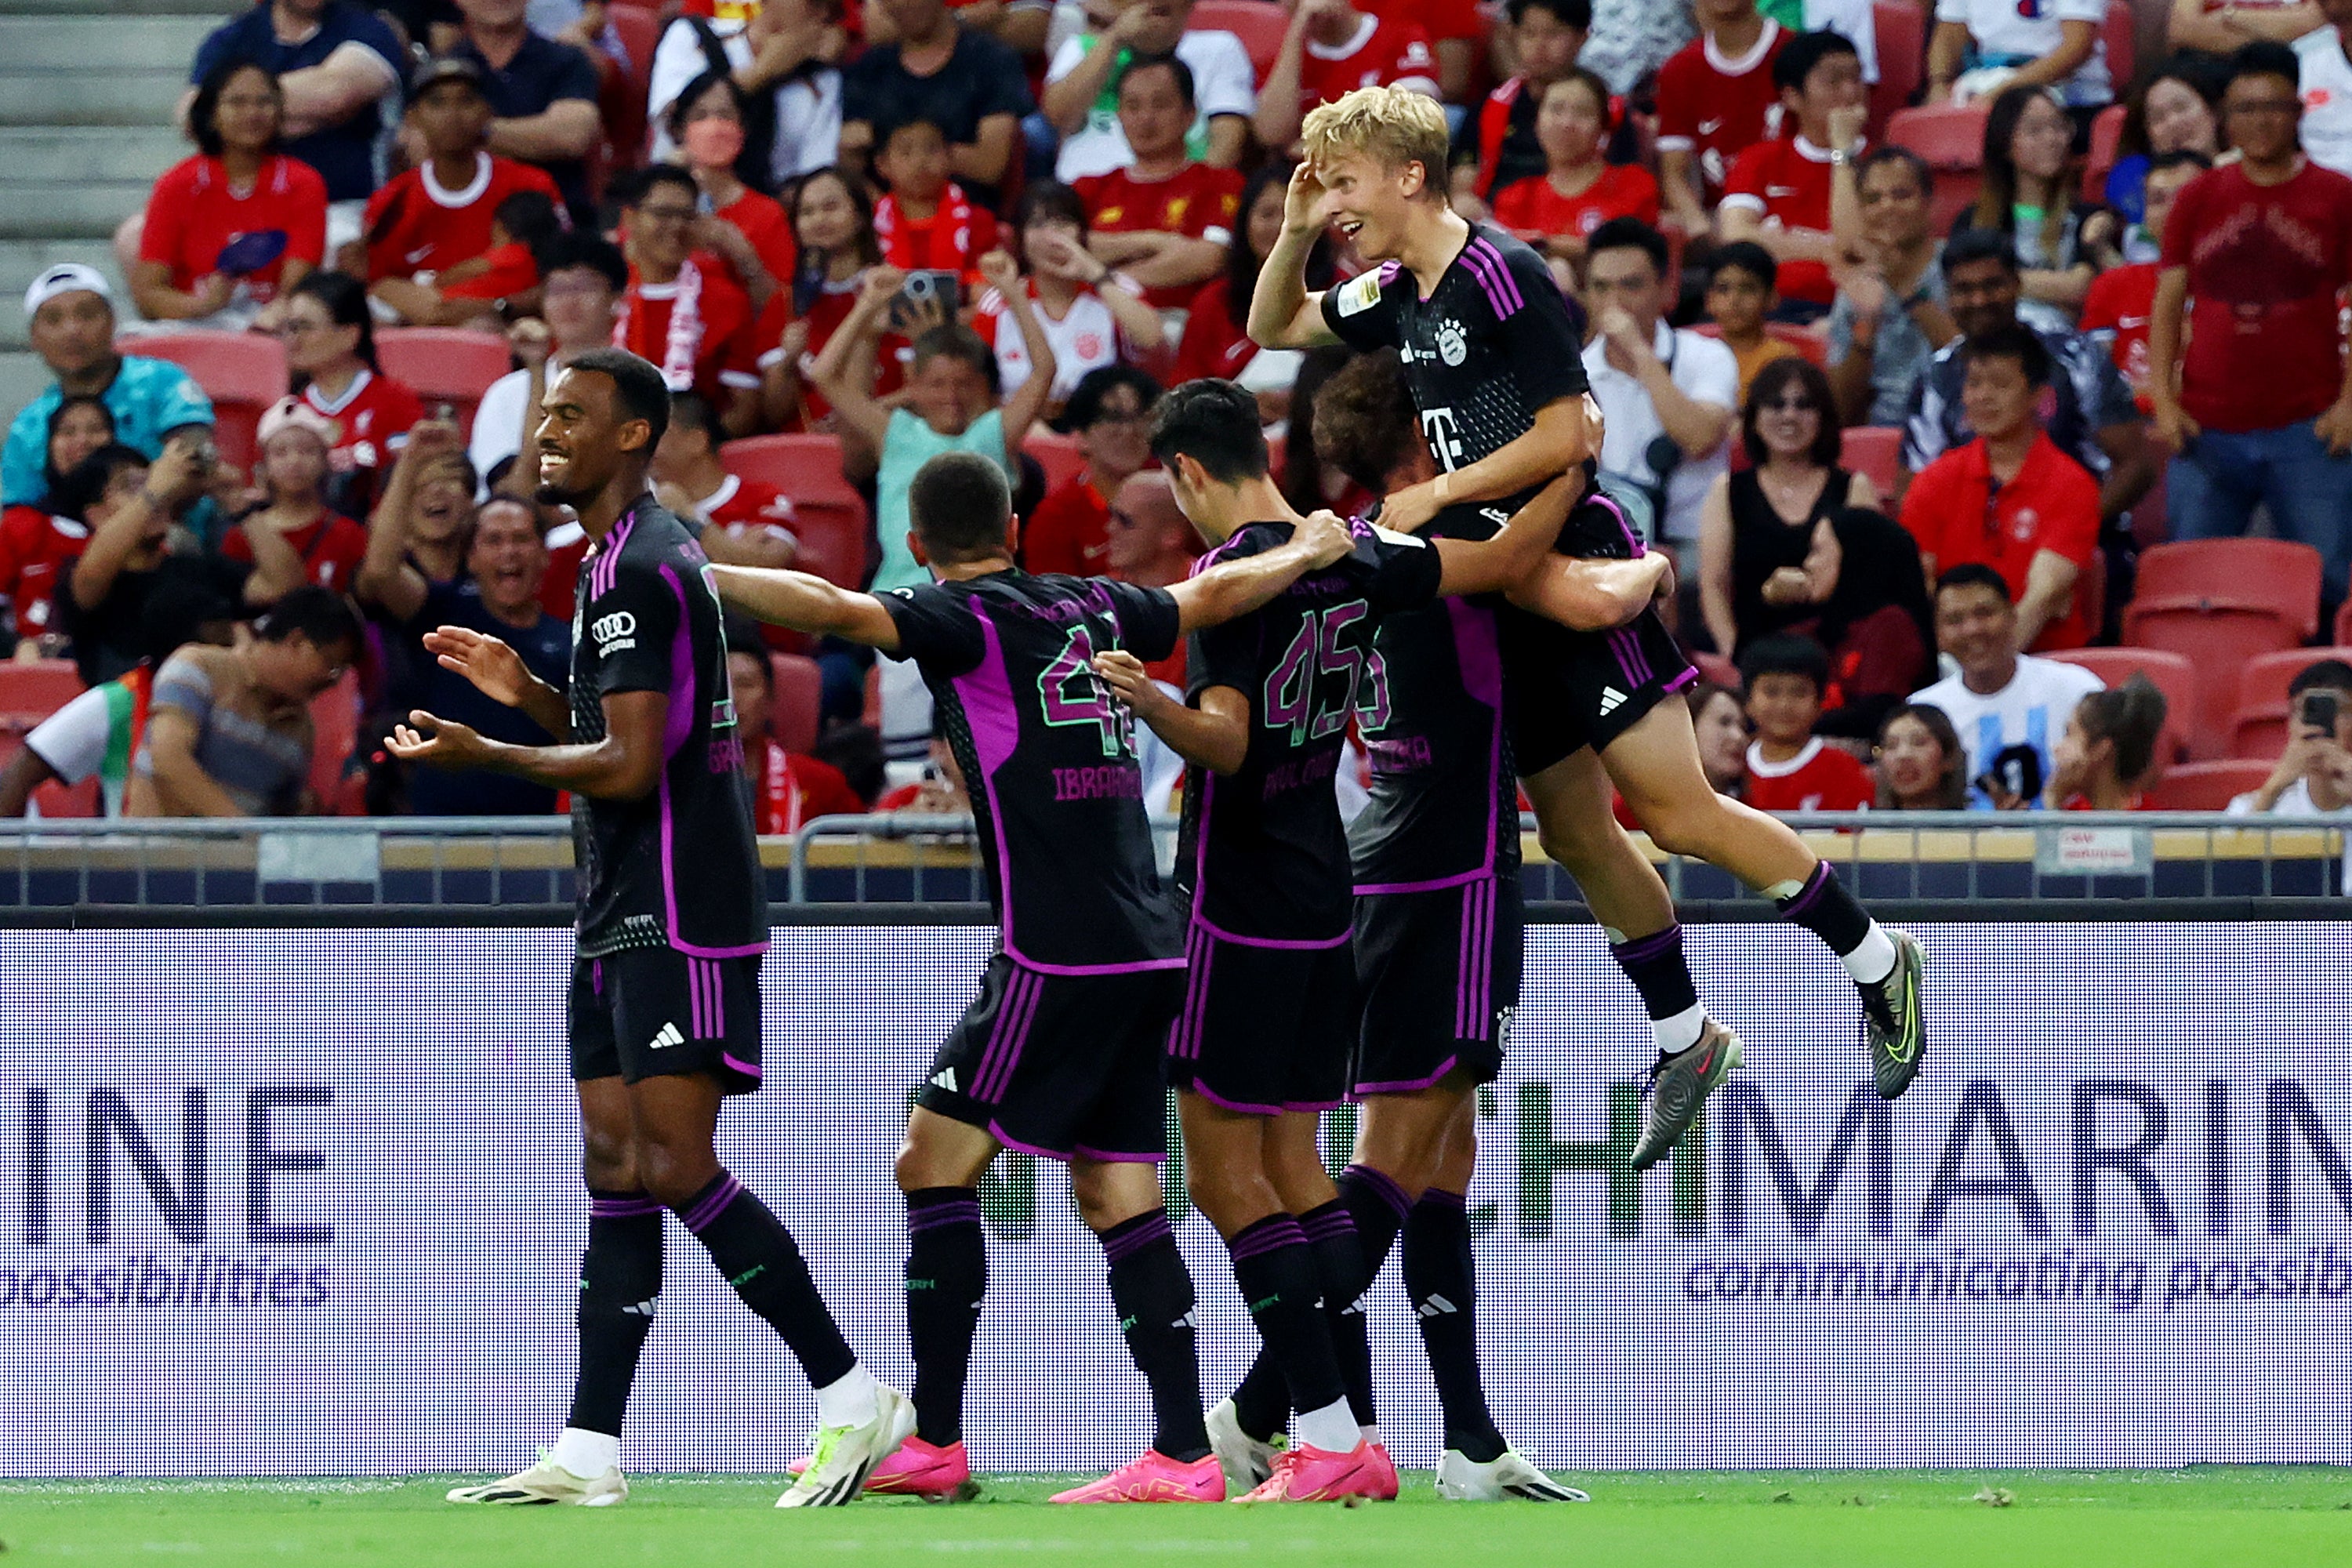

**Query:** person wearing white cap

left=217, top=396, right=371, bottom=593
left=2, top=266, right=215, bottom=510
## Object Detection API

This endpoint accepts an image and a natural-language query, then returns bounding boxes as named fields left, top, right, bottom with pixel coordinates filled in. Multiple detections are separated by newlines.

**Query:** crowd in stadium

left=1, top=0, right=2350, bottom=833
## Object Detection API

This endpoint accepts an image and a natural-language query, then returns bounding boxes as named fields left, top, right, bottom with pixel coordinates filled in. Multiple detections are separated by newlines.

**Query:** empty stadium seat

left=1840, top=425, right=1904, bottom=499
left=122, top=332, right=289, bottom=470
left=1869, top=0, right=1926, bottom=135
left=2339, top=596, right=2352, bottom=647
left=2122, top=539, right=2323, bottom=755
left=0, top=659, right=82, bottom=738
left=2100, top=0, right=2136, bottom=93
left=2230, top=647, right=2352, bottom=759
left=2081, top=102, right=2127, bottom=204
left=721, top=434, right=862, bottom=503
left=604, top=2, right=659, bottom=165
left=2145, top=759, right=2270, bottom=811
left=1191, top=1, right=1289, bottom=82
left=786, top=496, right=870, bottom=590
left=1886, top=104, right=1989, bottom=233
left=374, top=328, right=513, bottom=440
left=768, top=652, right=822, bottom=755
left=1023, top=430, right=1088, bottom=495
left=2045, top=646, right=2196, bottom=765
left=30, top=774, right=100, bottom=818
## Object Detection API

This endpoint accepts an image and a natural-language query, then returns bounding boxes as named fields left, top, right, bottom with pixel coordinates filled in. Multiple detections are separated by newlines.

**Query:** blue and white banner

left=0, top=924, right=2345, bottom=1475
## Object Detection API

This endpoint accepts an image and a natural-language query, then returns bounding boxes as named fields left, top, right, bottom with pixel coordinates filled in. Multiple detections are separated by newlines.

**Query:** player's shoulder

left=1460, top=224, right=1558, bottom=310
left=1328, top=260, right=1402, bottom=322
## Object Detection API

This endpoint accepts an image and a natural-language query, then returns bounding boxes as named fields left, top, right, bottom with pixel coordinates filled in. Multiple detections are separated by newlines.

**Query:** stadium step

left=0, top=13, right=224, bottom=72
left=0, top=70, right=189, bottom=127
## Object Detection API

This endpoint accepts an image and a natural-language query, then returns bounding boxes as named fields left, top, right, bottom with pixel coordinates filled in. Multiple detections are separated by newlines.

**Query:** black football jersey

left=882, top=569, right=1185, bottom=974
left=569, top=495, right=768, bottom=960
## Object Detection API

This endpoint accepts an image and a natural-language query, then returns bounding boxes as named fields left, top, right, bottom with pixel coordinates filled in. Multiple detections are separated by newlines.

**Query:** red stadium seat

left=2081, top=102, right=2128, bottom=204
left=2144, top=759, right=2272, bottom=811
left=2101, top=0, right=2136, bottom=94
left=1869, top=1, right=1926, bottom=136
left=1191, top=1, right=1289, bottom=82
left=1840, top=425, right=1904, bottom=499
left=374, top=328, right=513, bottom=441
left=1023, top=430, right=1088, bottom=495
left=2230, top=648, right=2352, bottom=760
left=1692, top=651, right=1740, bottom=691
left=2338, top=596, right=2352, bottom=647
left=2122, top=539, right=2324, bottom=757
left=31, top=774, right=101, bottom=818
left=1886, top=103, right=1990, bottom=234
left=307, top=670, right=359, bottom=812
left=0, top=658, right=81, bottom=739
left=786, top=496, right=871, bottom=590
left=121, top=332, right=289, bottom=470
left=604, top=2, right=659, bottom=165
left=2045, top=646, right=2197, bottom=766
left=768, top=652, right=822, bottom=754
left=721, top=434, right=861, bottom=503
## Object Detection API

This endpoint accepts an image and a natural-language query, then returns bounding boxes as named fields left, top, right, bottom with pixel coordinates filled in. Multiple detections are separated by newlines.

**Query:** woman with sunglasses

left=281, top=271, right=425, bottom=521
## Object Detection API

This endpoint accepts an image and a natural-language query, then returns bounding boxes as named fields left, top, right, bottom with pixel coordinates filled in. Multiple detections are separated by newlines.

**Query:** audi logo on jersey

left=590, top=612, right=637, bottom=647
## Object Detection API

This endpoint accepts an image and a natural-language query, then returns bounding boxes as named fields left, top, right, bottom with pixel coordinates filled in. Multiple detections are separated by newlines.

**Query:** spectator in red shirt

left=1073, top=56, right=1242, bottom=310
left=132, top=60, right=327, bottom=333
left=872, top=116, right=1000, bottom=289
left=2045, top=673, right=2166, bottom=811
left=1656, top=0, right=1789, bottom=236
left=2151, top=40, right=2352, bottom=612
left=0, top=396, right=113, bottom=658
left=281, top=271, right=426, bottom=521
left=1900, top=324, right=2102, bottom=651
left=1255, top=0, right=1442, bottom=154
left=1167, top=161, right=1334, bottom=421
left=774, top=165, right=902, bottom=431
left=651, top=390, right=803, bottom=568
left=613, top=165, right=768, bottom=430
left=1719, top=27, right=1869, bottom=316
left=728, top=638, right=867, bottom=833
left=1455, top=0, right=1589, bottom=211
left=1020, top=362, right=1160, bottom=575
left=1738, top=633, right=1875, bottom=811
left=220, top=397, right=371, bottom=594
left=1491, top=67, right=1661, bottom=285
left=669, top=68, right=800, bottom=290
left=2079, top=151, right=2208, bottom=415
left=364, top=57, right=562, bottom=325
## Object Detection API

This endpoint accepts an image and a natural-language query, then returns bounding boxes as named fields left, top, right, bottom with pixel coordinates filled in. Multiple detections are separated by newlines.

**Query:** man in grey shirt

left=1827, top=147, right=1958, bottom=427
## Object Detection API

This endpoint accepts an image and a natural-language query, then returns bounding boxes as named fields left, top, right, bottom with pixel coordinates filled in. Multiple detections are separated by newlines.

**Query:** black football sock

left=677, top=1171, right=857, bottom=1390
left=1225, top=1215, right=1348, bottom=1432
left=1609, top=924, right=1705, bottom=1054
left=1301, top=1199, right=1376, bottom=1428
left=904, top=1186, right=987, bottom=1447
left=1770, top=862, right=1895, bottom=983
left=1228, top=1348, right=1290, bottom=1445
left=1402, top=1188, right=1505, bottom=1464
left=564, top=1190, right=663, bottom=1438
left=1338, top=1163, right=1411, bottom=1279
left=1099, top=1210, right=1211, bottom=1463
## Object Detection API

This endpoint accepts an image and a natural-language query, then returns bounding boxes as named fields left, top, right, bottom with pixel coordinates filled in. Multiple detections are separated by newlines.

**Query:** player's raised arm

left=710, top=563, right=903, bottom=654
left=1093, top=652, right=1251, bottom=777
left=1165, top=510, right=1355, bottom=631
left=390, top=688, right=669, bottom=802
left=1246, top=162, right=1345, bottom=350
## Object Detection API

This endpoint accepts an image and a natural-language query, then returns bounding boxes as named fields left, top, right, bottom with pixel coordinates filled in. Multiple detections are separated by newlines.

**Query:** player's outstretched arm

left=387, top=689, right=669, bottom=803
left=1166, top=511, right=1355, bottom=631
left=1507, top=550, right=1672, bottom=631
left=709, top=564, right=903, bottom=653
left=1379, top=394, right=1592, bottom=535
left=1428, top=474, right=1576, bottom=597
left=1093, top=652, right=1250, bottom=777
left=423, top=625, right=572, bottom=739
left=1245, top=164, right=1345, bottom=350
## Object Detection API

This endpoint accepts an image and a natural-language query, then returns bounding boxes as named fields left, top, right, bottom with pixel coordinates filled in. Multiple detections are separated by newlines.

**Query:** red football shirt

left=753, top=740, right=865, bottom=835
left=1075, top=162, right=1244, bottom=310
left=2078, top=261, right=2158, bottom=414
left=615, top=256, right=765, bottom=406
left=1295, top=13, right=1442, bottom=107
left=0, top=505, right=87, bottom=639
left=1491, top=163, right=1662, bottom=245
left=1654, top=23, right=1789, bottom=205
left=1022, top=475, right=1112, bottom=577
left=1373, top=0, right=1479, bottom=45
left=438, top=241, right=540, bottom=303
left=2161, top=160, right=2352, bottom=434
left=1721, top=136, right=1848, bottom=305
left=302, top=368, right=425, bottom=519
left=140, top=154, right=327, bottom=303
left=1744, top=738, right=1875, bottom=812
left=219, top=512, right=370, bottom=593
left=873, top=186, right=999, bottom=285
left=361, top=153, right=562, bottom=281
left=1899, top=434, right=2103, bottom=651
left=789, top=272, right=908, bottom=428
left=1168, top=277, right=1259, bottom=386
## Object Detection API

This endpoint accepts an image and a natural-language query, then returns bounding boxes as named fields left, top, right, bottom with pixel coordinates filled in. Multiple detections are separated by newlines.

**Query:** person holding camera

left=1580, top=217, right=1737, bottom=566
left=2230, top=659, right=2352, bottom=824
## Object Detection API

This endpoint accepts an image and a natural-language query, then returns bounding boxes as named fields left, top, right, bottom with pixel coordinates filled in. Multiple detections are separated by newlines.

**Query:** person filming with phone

left=2230, top=659, right=2352, bottom=826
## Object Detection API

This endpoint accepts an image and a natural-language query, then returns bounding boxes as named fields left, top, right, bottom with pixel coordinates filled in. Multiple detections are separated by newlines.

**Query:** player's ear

left=1002, top=514, right=1020, bottom=559
left=615, top=417, right=652, bottom=456
left=908, top=529, right=931, bottom=569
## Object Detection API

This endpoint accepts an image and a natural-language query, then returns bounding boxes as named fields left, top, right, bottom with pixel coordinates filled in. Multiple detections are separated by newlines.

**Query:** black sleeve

left=971, top=34, right=1035, bottom=120
left=584, top=557, right=681, bottom=697
left=1319, top=267, right=1403, bottom=351
left=1492, top=237, right=1589, bottom=407
left=878, top=583, right=986, bottom=675
left=1186, top=617, right=1258, bottom=702
left=1102, top=579, right=1181, bottom=665
left=1367, top=532, right=1445, bottom=613
left=547, top=41, right=601, bottom=104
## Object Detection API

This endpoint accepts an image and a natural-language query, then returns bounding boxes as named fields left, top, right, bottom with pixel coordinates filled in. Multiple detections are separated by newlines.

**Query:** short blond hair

left=1301, top=86, right=1451, bottom=200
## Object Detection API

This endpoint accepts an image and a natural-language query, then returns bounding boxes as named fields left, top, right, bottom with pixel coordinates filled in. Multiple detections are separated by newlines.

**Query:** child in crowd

left=219, top=397, right=370, bottom=594
left=2079, top=151, right=2209, bottom=416
left=1706, top=242, right=1801, bottom=405
left=1739, top=633, right=1875, bottom=811
left=1491, top=66, right=1660, bottom=287
left=871, top=118, right=999, bottom=292
left=976, top=183, right=1162, bottom=415
left=373, top=189, right=564, bottom=328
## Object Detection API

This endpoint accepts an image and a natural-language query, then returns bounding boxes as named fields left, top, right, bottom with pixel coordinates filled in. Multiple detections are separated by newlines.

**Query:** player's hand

left=423, top=625, right=535, bottom=709
left=1281, top=159, right=1330, bottom=238
left=1375, top=481, right=1440, bottom=535
left=1294, top=508, right=1356, bottom=565
left=387, top=710, right=488, bottom=769
left=1091, top=649, right=1172, bottom=719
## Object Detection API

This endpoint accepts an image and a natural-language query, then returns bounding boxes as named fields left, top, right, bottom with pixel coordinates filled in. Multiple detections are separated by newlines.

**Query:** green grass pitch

left=2, top=1469, right=2347, bottom=1567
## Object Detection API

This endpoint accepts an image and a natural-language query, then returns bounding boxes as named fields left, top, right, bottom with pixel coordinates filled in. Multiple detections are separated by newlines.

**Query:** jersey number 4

left=1039, top=623, right=1134, bottom=758
left=1265, top=601, right=1385, bottom=746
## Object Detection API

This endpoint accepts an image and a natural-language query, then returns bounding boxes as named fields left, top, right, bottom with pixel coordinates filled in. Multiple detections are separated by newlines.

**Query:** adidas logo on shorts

left=1598, top=687, right=1628, bottom=716
left=648, top=1022, right=684, bottom=1052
